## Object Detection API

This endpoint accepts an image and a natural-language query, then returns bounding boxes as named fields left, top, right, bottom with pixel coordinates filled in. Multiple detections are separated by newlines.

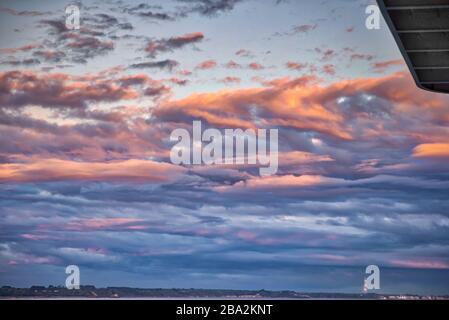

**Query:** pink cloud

left=391, top=259, right=449, bottom=270
left=371, top=59, right=405, bottom=73
left=196, top=59, right=217, bottom=70
left=286, top=62, right=307, bottom=71
left=0, top=159, right=185, bottom=183
left=248, top=62, right=264, bottom=70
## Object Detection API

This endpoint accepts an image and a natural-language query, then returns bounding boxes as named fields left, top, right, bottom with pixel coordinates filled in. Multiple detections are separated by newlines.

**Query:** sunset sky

left=1, top=0, right=449, bottom=294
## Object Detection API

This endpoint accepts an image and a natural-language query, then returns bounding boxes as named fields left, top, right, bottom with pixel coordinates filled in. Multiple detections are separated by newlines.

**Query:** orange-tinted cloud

left=413, top=143, right=449, bottom=158
left=154, top=74, right=352, bottom=139
left=0, top=159, right=185, bottom=183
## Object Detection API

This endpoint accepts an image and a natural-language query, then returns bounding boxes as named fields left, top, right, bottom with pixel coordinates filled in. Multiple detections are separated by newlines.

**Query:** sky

left=0, top=0, right=449, bottom=295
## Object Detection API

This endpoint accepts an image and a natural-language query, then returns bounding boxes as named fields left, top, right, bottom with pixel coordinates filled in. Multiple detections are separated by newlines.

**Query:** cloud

left=176, top=0, right=243, bottom=17
left=235, top=49, right=253, bottom=58
left=135, top=11, right=174, bottom=20
left=216, top=174, right=449, bottom=193
left=315, top=48, right=336, bottom=61
left=293, top=24, right=317, bottom=34
left=274, top=24, right=318, bottom=37
left=35, top=11, right=134, bottom=64
left=0, top=7, right=49, bottom=16
left=219, top=76, right=241, bottom=84
left=47, top=218, right=146, bottom=232
left=0, top=70, right=140, bottom=110
left=0, top=43, right=41, bottom=54
left=248, top=62, right=264, bottom=70
left=144, top=32, right=204, bottom=57
left=216, top=175, right=332, bottom=192
left=0, top=69, right=175, bottom=117
left=65, top=35, right=114, bottom=61
left=32, top=50, right=66, bottom=63
left=350, top=53, right=374, bottom=62
left=224, top=60, right=242, bottom=69
left=153, top=74, right=352, bottom=139
left=390, top=259, right=449, bottom=270
left=39, top=19, right=67, bottom=34
left=125, top=4, right=175, bottom=20
left=168, top=77, right=189, bottom=86
left=129, top=59, right=179, bottom=71
left=286, top=62, right=307, bottom=71
left=1, top=58, right=41, bottom=66
left=195, top=59, right=217, bottom=70
left=35, top=25, right=112, bottom=64
left=371, top=59, right=405, bottom=73
left=413, top=143, right=449, bottom=158
left=322, top=64, right=336, bottom=75
left=0, top=159, right=185, bottom=183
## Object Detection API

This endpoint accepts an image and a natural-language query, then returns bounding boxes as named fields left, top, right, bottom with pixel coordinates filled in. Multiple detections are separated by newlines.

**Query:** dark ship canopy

left=377, top=0, right=449, bottom=93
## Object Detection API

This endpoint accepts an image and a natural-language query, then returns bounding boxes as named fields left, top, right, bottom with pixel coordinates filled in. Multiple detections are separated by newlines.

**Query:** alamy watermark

left=365, top=5, right=381, bottom=30
left=170, top=121, right=279, bottom=176
left=364, top=265, right=380, bottom=291
left=65, top=4, right=80, bottom=30
left=65, top=265, right=80, bottom=290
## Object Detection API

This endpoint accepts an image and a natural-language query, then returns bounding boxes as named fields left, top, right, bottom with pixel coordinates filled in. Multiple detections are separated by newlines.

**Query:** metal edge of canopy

left=376, top=0, right=449, bottom=94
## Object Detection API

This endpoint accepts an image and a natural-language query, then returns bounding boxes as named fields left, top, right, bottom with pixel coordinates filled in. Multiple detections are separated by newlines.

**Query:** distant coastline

left=1, top=286, right=448, bottom=300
